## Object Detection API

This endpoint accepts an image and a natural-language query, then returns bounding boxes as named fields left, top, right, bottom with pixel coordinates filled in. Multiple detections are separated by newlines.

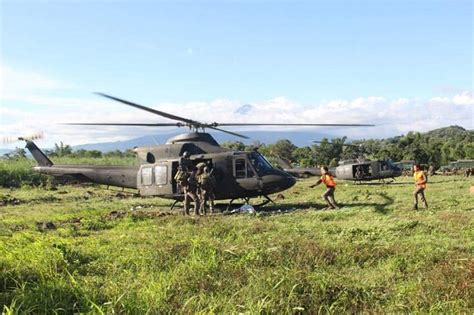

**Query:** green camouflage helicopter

left=277, top=141, right=402, bottom=183
left=19, top=93, right=374, bottom=208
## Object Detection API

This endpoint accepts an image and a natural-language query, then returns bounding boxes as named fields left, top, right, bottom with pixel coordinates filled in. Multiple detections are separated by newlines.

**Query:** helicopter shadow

left=340, top=192, right=394, bottom=214
left=218, top=192, right=394, bottom=215
left=353, top=182, right=411, bottom=186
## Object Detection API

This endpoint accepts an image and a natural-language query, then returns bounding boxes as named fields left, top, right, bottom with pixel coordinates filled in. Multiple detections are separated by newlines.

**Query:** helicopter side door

left=137, top=162, right=173, bottom=196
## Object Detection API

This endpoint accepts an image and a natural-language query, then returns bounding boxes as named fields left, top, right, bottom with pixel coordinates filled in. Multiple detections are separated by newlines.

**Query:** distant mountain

left=234, top=104, right=254, bottom=115
left=424, top=125, right=472, bottom=140
left=73, top=130, right=333, bottom=152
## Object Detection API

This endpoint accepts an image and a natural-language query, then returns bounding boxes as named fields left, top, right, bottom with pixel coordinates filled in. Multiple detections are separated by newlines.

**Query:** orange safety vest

left=413, top=171, right=427, bottom=189
left=321, top=174, right=336, bottom=188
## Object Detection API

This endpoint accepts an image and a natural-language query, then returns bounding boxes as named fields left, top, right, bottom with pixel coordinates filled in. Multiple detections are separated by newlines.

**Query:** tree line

left=222, top=126, right=473, bottom=168
left=2, top=126, right=472, bottom=168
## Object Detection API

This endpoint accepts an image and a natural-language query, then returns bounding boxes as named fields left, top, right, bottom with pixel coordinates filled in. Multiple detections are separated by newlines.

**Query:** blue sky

left=0, top=0, right=472, bottom=147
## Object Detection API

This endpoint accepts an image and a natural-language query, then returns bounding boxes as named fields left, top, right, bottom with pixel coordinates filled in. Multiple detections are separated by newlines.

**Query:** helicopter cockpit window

left=235, top=158, right=247, bottom=178
left=155, top=165, right=167, bottom=185
left=146, top=152, right=156, bottom=164
left=249, top=151, right=273, bottom=175
left=387, top=160, right=401, bottom=171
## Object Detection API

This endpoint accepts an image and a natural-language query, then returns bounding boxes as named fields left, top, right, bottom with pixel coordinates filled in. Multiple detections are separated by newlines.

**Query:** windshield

left=249, top=151, right=274, bottom=175
left=386, top=160, right=401, bottom=171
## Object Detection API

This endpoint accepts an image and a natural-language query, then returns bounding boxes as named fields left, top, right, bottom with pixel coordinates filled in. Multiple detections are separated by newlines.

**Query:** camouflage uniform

left=186, top=170, right=200, bottom=215
left=198, top=167, right=216, bottom=215
left=179, top=152, right=193, bottom=172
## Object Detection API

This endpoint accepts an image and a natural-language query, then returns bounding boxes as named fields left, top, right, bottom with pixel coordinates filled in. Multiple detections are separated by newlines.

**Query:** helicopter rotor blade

left=61, top=123, right=182, bottom=127
left=95, top=92, right=200, bottom=126
left=206, top=126, right=249, bottom=139
left=216, top=123, right=375, bottom=127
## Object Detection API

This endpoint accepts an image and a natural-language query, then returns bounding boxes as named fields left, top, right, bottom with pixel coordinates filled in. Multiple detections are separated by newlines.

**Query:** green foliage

left=2, top=147, right=27, bottom=160
left=228, top=126, right=472, bottom=168
left=0, top=176, right=472, bottom=313
left=50, top=142, right=73, bottom=157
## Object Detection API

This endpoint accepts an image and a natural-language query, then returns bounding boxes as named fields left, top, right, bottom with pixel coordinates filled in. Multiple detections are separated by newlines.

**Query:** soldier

left=464, top=167, right=472, bottom=177
left=186, top=167, right=200, bottom=215
left=428, top=165, right=435, bottom=176
left=355, top=165, right=364, bottom=182
left=413, top=164, right=428, bottom=210
left=198, top=166, right=216, bottom=215
left=179, top=151, right=193, bottom=172
left=310, top=166, right=339, bottom=209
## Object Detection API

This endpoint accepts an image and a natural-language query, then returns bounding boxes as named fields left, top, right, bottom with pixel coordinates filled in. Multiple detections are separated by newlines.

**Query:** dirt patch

left=0, top=196, right=21, bottom=206
left=115, top=192, right=135, bottom=199
left=131, top=210, right=174, bottom=220
left=275, top=193, right=285, bottom=200
left=105, top=210, right=127, bottom=220
left=36, top=221, right=57, bottom=231
left=61, top=217, right=82, bottom=224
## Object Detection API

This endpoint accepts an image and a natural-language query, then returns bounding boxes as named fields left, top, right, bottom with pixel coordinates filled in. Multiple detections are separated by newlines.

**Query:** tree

left=4, top=147, right=27, bottom=160
left=222, top=141, right=246, bottom=151
left=266, top=140, right=297, bottom=162
left=52, top=142, right=72, bottom=157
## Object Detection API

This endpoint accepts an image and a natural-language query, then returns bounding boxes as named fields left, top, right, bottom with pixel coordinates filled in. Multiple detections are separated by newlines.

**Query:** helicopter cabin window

left=155, top=165, right=167, bottom=185
left=235, top=158, right=247, bottom=178
left=146, top=152, right=156, bottom=164
left=141, top=167, right=153, bottom=186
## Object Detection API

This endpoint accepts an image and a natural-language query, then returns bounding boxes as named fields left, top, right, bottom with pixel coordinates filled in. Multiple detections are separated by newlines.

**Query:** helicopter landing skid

left=170, top=199, right=181, bottom=211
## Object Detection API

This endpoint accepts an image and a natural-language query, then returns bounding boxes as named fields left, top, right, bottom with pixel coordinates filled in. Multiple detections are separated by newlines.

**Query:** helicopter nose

left=261, top=170, right=296, bottom=194
left=282, top=173, right=296, bottom=190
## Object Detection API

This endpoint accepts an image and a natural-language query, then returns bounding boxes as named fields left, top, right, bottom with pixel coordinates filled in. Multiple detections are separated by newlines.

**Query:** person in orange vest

left=413, top=164, right=428, bottom=210
left=310, top=166, right=339, bottom=209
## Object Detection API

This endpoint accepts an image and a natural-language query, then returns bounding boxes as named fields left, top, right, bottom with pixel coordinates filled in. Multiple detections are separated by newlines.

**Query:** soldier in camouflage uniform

left=175, top=151, right=198, bottom=215
left=198, top=166, right=216, bottom=215
left=186, top=167, right=200, bottom=215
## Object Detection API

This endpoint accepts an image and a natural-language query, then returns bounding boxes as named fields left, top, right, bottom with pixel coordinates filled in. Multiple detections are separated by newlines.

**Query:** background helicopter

left=16, top=93, right=374, bottom=208
left=277, top=140, right=402, bottom=183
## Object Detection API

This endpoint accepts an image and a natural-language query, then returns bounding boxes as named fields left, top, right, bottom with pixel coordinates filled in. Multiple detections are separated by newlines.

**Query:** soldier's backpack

left=198, top=173, right=215, bottom=189
left=174, top=169, right=188, bottom=184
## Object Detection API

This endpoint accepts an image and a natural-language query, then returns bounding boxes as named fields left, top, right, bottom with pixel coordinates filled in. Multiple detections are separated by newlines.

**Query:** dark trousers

left=322, top=187, right=338, bottom=208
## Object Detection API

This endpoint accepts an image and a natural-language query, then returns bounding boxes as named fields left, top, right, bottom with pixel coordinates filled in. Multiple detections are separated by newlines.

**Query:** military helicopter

left=278, top=141, right=402, bottom=182
left=19, top=93, right=374, bottom=208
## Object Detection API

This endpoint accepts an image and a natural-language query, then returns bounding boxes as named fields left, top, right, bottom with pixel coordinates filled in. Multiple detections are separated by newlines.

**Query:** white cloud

left=1, top=64, right=472, bottom=148
left=0, top=64, right=74, bottom=101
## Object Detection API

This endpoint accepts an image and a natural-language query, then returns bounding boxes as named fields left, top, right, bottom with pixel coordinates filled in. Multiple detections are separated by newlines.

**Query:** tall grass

left=0, top=173, right=472, bottom=313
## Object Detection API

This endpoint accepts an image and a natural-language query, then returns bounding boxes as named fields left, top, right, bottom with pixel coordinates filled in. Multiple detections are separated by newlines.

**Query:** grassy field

left=0, top=173, right=473, bottom=313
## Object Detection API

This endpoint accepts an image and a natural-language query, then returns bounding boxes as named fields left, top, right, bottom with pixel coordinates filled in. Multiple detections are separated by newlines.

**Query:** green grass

left=0, top=173, right=473, bottom=313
